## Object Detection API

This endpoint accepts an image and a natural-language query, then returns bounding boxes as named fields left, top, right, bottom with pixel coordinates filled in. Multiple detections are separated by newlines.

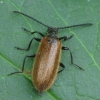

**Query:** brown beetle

left=8, top=11, right=92, bottom=95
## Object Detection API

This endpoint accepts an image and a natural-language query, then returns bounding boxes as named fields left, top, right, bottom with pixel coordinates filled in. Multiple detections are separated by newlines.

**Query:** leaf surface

left=0, top=0, right=100, bottom=100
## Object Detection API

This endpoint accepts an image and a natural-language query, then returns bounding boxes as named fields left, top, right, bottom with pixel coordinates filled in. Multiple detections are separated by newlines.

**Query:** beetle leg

left=62, top=46, right=84, bottom=70
left=22, top=27, right=45, bottom=37
left=8, top=54, right=35, bottom=76
left=15, top=37, right=41, bottom=51
left=59, top=34, right=74, bottom=41
left=58, top=62, right=65, bottom=73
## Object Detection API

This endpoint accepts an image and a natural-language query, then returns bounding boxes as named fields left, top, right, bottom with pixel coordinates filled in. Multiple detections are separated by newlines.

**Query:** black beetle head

left=47, top=27, right=58, bottom=38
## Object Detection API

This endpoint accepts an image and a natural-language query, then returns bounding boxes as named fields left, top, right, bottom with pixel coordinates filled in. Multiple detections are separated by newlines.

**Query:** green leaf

left=0, top=0, right=100, bottom=100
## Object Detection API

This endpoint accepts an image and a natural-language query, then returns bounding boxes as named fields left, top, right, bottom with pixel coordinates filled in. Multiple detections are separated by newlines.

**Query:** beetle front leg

left=22, top=27, right=45, bottom=37
left=62, top=46, right=84, bottom=70
left=59, top=34, right=74, bottom=41
left=8, top=54, right=36, bottom=76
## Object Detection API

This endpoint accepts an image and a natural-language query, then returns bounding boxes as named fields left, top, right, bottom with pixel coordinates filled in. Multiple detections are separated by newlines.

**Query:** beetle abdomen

left=32, top=37, right=61, bottom=92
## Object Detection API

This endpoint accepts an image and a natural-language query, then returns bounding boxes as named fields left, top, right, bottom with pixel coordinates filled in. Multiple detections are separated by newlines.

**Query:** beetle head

left=47, top=27, right=58, bottom=38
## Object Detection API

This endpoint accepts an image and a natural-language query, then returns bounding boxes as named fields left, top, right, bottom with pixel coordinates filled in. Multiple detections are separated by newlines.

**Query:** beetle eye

left=47, top=39, right=51, bottom=43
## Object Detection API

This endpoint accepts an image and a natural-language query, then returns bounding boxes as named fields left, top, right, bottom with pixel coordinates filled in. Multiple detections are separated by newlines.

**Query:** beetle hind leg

left=58, top=62, right=65, bottom=73
left=8, top=54, right=35, bottom=76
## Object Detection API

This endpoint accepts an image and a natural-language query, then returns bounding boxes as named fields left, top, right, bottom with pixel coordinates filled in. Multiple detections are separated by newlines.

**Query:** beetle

left=8, top=11, right=92, bottom=95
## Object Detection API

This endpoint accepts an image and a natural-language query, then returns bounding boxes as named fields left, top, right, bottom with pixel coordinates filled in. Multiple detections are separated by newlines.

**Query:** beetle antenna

left=13, top=11, right=50, bottom=28
left=13, top=11, right=92, bottom=30
left=57, top=23, right=92, bottom=30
